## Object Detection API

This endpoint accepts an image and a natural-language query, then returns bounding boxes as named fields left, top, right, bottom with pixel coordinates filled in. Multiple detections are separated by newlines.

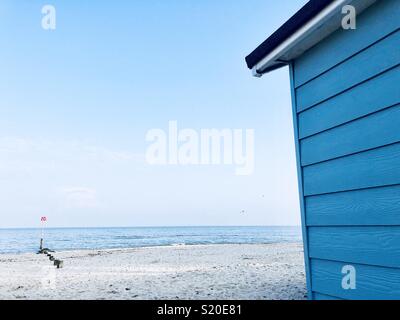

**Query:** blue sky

left=0, top=0, right=307, bottom=228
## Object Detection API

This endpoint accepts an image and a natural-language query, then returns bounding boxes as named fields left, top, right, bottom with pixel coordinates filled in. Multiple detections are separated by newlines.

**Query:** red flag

left=41, top=216, right=47, bottom=222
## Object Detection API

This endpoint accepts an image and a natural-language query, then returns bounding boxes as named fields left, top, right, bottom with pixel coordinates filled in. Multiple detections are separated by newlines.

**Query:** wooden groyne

left=38, top=240, right=64, bottom=269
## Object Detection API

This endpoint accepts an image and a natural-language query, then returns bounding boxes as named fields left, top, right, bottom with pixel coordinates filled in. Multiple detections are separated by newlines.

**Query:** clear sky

left=0, top=0, right=307, bottom=228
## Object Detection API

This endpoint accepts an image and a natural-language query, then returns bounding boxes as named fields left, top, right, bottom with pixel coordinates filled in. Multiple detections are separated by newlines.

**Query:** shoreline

left=0, top=241, right=302, bottom=256
left=0, top=243, right=306, bottom=300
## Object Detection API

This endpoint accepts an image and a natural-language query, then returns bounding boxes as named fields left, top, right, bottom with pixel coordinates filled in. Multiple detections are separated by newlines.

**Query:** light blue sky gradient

left=0, top=0, right=307, bottom=228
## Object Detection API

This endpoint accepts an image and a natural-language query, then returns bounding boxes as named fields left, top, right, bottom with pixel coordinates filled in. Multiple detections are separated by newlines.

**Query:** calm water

left=0, top=226, right=302, bottom=254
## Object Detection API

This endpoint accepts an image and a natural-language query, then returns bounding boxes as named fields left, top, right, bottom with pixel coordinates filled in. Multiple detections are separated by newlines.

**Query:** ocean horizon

left=0, top=226, right=302, bottom=254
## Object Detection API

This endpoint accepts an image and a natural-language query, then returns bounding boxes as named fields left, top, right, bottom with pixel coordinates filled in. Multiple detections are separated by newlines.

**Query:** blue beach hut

left=246, top=0, right=400, bottom=300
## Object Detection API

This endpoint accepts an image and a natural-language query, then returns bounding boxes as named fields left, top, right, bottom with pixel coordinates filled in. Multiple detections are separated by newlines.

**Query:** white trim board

left=252, top=0, right=377, bottom=77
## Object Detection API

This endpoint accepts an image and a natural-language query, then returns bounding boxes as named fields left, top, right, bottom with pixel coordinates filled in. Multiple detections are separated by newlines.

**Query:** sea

left=0, top=226, right=302, bottom=254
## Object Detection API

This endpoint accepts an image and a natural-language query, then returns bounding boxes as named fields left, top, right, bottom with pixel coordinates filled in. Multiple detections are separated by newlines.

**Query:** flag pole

left=40, top=225, right=43, bottom=250
left=40, top=216, right=47, bottom=251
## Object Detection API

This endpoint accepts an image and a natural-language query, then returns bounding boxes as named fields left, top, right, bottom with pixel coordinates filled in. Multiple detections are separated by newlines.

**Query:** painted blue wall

left=290, top=0, right=400, bottom=300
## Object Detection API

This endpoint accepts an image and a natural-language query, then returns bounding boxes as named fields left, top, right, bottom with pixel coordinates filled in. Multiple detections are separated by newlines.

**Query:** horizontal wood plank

left=313, top=292, right=343, bottom=300
left=296, top=30, right=400, bottom=112
left=309, top=226, right=400, bottom=268
left=303, top=143, right=400, bottom=196
left=300, top=104, right=400, bottom=166
left=311, top=259, right=400, bottom=300
left=298, top=66, right=400, bottom=139
left=306, top=185, right=400, bottom=226
left=294, top=0, right=400, bottom=87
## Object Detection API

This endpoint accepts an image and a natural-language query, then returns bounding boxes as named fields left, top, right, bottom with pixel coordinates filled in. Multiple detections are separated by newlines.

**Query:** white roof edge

left=252, top=0, right=377, bottom=77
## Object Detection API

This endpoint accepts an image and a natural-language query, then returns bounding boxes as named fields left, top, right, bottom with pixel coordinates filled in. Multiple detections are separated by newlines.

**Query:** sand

left=0, top=243, right=306, bottom=300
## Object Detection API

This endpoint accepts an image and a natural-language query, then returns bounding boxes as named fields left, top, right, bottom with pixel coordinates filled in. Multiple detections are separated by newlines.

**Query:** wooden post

left=39, top=216, right=47, bottom=253
left=54, top=260, right=63, bottom=268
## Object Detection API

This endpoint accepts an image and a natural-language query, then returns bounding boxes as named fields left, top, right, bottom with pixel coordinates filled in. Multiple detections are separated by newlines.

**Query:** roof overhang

left=246, top=0, right=378, bottom=77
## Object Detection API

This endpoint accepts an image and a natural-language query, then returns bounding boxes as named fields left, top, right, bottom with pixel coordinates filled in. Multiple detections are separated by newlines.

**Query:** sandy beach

left=0, top=243, right=306, bottom=300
